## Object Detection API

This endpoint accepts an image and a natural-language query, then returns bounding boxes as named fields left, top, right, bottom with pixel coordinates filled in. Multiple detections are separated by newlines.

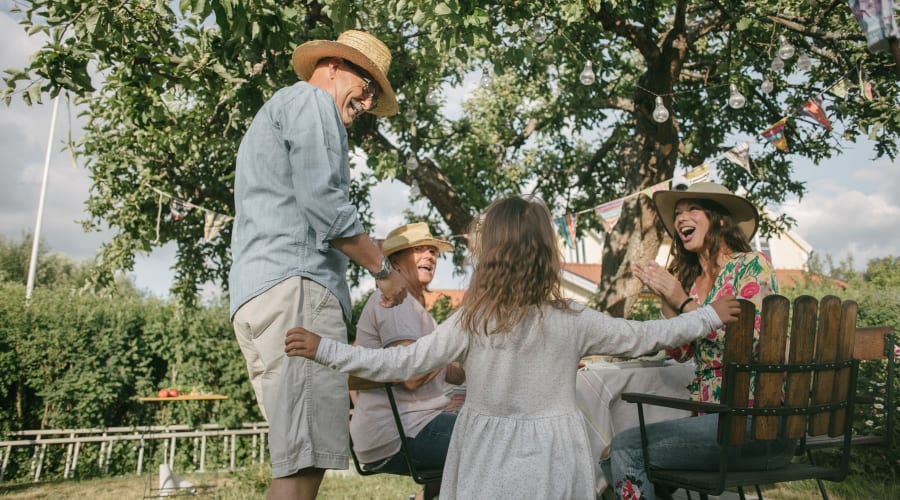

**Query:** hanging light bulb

left=760, top=78, right=774, bottom=94
left=579, top=60, right=595, bottom=85
left=777, top=35, right=795, bottom=60
left=404, top=108, right=417, bottom=122
left=425, top=89, right=440, bottom=106
left=796, top=52, right=812, bottom=71
left=405, top=156, right=419, bottom=171
left=771, top=56, right=785, bottom=72
left=728, top=83, right=746, bottom=109
left=480, top=65, right=492, bottom=86
left=532, top=19, right=548, bottom=43
left=652, top=96, right=669, bottom=123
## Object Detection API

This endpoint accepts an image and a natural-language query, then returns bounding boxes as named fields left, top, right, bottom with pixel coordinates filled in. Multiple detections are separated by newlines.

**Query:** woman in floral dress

left=605, top=182, right=796, bottom=500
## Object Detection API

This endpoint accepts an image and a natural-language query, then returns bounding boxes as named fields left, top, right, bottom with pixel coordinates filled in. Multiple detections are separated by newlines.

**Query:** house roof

left=424, top=289, right=465, bottom=311
left=562, top=263, right=602, bottom=283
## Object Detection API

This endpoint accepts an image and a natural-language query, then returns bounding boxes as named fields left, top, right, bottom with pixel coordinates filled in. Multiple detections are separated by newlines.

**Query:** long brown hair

left=458, top=196, right=571, bottom=335
left=668, top=199, right=752, bottom=289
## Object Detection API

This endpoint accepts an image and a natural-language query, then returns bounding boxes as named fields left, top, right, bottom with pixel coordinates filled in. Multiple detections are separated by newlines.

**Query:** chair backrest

left=720, top=294, right=860, bottom=447
left=847, top=325, right=896, bottom=449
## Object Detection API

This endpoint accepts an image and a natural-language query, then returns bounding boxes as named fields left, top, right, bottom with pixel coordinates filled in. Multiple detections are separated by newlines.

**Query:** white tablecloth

left=576, top=359, right=696, bottom=492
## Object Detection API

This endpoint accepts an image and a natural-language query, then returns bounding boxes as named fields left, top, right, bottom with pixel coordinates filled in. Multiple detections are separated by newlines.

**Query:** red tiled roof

left=562, top=263, right=602, bottom=283
left=424, top=289, right=465, bottom=311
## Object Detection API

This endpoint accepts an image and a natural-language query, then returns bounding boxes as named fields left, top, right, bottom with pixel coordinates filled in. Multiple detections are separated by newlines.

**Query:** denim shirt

left=229, top=82, right=364, bottom=321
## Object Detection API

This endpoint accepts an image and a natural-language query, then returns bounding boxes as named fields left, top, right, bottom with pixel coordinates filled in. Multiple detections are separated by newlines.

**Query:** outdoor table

left=136, top=394, right=228, bottom=498
left=576, top=358, right=695, bottom=493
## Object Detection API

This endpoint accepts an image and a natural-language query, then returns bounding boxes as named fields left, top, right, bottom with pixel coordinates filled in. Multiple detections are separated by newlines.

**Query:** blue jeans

left=602, top=414, right=797, bottom=500
left=367, top=411, right=457, bottom=475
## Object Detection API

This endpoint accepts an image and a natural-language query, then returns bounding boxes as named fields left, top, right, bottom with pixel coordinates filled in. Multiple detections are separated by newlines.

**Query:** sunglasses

left=341, top=59, right=379, bottom=110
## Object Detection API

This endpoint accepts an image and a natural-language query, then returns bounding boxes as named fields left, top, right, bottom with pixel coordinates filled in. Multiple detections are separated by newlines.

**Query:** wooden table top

left=137, top=394, right=229, bottom=402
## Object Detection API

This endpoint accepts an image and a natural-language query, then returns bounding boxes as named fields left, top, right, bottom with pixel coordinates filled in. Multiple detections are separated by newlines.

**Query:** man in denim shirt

left=230, top=30, right=407, bottom=500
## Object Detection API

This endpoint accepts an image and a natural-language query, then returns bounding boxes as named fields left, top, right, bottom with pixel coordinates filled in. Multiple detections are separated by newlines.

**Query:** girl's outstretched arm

left=284, top=317, right=469, bottom=382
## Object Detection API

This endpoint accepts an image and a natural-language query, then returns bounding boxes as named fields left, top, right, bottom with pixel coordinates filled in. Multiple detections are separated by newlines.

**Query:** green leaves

left=2, top=0, right=897, bottom=310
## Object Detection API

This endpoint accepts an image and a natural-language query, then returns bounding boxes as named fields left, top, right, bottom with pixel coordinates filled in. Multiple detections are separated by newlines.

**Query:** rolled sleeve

left=281, top=91, right=364, bottom=251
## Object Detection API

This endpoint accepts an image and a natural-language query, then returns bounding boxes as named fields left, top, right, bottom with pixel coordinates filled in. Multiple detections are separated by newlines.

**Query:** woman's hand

left=632, top=262, right=681, bottom=299
left=284, top=327, right=322, bottom=359
left=632, top=262, right=689, bottom=315
left=710, top=295, right=741, bottom=324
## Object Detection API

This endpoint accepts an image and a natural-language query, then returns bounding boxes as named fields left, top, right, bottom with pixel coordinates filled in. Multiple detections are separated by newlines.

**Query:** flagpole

left=25, top=94, right=61, bottom=305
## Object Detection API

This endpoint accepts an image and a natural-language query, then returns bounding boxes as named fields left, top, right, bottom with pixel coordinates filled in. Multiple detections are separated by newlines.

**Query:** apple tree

left=4, top=0, right=898, bottom=313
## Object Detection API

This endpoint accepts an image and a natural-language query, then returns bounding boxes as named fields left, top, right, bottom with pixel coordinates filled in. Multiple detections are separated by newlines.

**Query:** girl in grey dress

left=285, top=195, right=741, bottom=499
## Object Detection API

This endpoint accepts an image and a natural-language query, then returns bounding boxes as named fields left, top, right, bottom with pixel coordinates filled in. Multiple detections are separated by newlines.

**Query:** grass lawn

left=0, top=465, right=419, bottom=500
left=0, top=466, right=895, bottom=499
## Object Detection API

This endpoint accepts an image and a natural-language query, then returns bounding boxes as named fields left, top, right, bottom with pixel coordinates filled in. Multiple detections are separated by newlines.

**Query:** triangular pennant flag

left=641, top=180, right=670, bottom=198
left=594, top=198, right=624, bottom=232
left=554, top=216, right=574, bottom=248
left=761, top=117, right=789, bottom=152
left=169, top=199, right=192, bottom=221
left=723, top=142, right=752, bottom=176
left=684, top=164, right=710, bottom=184
left=203, top=211, right=230, bottom=241
left=565, top=213, right=578, bottom=248
left=799, top=95, right=833, bottom=131
left=829, top=77, right=849, bottom=99
left=859, top=67, right=874, bottom=100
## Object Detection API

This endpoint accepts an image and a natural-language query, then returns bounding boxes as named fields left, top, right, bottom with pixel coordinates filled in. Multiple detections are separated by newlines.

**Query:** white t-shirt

left=349, top=291, right=452, bottom=464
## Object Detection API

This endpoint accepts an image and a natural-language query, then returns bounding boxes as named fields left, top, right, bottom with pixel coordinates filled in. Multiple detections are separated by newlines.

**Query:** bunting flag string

left=150, top=186, right=233, bottom=243
left=754, top=66, right=871, bottom=153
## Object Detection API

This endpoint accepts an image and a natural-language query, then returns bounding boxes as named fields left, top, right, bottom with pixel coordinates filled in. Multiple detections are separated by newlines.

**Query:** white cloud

left=785, top=157, right=900, bottom=268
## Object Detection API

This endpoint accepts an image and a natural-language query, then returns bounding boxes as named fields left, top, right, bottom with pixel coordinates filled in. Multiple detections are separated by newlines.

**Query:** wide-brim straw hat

left=382, top=223, right=454, bottom=257
left=652, top=182, right=759, bottom=241
left=292, top=30, right=399, bottom=117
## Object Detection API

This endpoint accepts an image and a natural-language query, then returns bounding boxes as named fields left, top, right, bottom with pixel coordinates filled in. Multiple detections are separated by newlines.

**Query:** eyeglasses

left=341, top=59, right=379, bottom=110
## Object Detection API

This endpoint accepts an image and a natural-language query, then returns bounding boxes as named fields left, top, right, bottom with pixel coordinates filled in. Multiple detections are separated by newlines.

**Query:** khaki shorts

left=232, top=276, right=349, bottom=477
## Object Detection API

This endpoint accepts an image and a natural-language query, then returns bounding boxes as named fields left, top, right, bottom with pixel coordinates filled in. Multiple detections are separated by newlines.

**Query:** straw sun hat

left=652, top=182, right=759, bottom=241
left=381, top=223, right=453, bottom=257
left=292, top=30, right=399, bottom=117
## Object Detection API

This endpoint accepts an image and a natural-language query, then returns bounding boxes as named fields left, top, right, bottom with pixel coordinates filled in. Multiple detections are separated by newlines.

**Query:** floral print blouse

left=665, top=251, right=778, bottom=404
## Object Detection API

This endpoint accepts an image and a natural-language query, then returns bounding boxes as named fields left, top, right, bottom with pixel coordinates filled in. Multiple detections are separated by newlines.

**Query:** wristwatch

left=371, top=256, right=393, bottom=280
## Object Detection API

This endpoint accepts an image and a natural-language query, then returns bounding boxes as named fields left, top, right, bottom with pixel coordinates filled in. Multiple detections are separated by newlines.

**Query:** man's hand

left=284, top=327, right=322, bottom=359
left=377, top=270, right=407, bottom=308
left=710, top=295, right=741, bottom=324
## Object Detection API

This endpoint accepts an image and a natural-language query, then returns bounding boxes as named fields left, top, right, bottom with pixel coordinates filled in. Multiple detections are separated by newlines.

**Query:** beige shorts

left=232, top=276, right=349, bottom=477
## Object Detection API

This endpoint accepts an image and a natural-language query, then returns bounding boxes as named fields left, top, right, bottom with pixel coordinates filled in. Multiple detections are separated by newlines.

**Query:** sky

left=2, top=6, right=899, bottom=300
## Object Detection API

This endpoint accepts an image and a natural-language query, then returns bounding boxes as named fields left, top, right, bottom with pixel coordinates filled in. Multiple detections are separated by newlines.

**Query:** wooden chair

left=622, top=294, right=860, bottom=499
left=347, top=377, right=443, bottom=495
left=804, top=325, right=895, bottom=498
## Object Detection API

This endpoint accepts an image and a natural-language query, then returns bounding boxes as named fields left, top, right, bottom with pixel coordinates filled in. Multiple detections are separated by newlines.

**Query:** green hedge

left=0, top=282, right=261, bottom=436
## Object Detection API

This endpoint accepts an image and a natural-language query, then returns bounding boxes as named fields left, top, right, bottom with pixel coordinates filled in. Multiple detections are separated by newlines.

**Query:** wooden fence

left=0, top=422, right=269, bottom=483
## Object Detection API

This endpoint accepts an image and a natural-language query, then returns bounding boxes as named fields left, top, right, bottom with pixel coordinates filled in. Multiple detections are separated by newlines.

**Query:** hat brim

left=653, top=190, right=759, bottom=241
left=384, top=238, right=454, bottom=257
left=292, top=40, right=399, bottom=117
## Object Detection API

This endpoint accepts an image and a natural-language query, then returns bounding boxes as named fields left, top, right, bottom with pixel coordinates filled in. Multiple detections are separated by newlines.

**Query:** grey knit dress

left=315, top=303, right=724, bottom=499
